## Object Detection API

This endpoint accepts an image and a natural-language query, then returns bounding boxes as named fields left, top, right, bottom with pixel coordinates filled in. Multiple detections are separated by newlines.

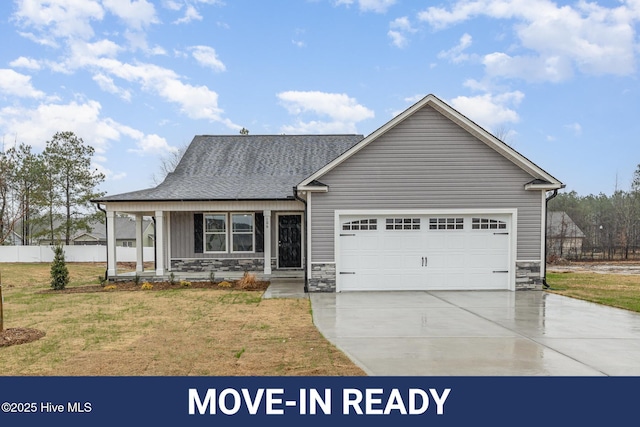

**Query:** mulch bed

left=0, top=328, right=46, bottom=347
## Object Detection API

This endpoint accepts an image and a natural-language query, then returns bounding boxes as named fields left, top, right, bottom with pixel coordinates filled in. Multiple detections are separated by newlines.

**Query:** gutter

left=542, top=189, right=559, bottom=289
left=293, top=187, right=309, bottom=293
left=95, top=203, right=108, bottom=282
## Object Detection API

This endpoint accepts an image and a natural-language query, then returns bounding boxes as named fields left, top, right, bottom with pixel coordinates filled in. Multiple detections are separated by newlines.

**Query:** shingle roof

left=547, top=211, right=585, bottom=238
left=97, top=134, right=363, bottom=201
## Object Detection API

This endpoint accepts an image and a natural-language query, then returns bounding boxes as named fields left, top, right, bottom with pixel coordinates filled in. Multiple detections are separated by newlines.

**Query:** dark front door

left=278, top=214, right=302, bottom=268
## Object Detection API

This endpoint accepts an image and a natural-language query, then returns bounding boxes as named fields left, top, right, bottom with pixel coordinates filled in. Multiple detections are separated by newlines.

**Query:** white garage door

left=337, top=214, right=512, bottom=291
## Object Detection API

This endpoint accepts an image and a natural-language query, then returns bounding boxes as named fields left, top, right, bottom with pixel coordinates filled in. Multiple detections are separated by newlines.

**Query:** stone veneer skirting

left=171, top=258, right=274, bottom=272
left=308, top=263, right=336, bottom=292
left=308, top=261, right=542, bottom=292
left=515, top=261, right=542, bottom=290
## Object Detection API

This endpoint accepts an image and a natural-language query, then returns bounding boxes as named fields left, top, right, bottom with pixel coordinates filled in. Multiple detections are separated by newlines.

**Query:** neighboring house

left=69, top=216, right=155, bottom=248
left=547, top=211, right=585, bottom=258
left=93, top=94, right=563, bottom=291
left=15, top=217, right=154, bottom=247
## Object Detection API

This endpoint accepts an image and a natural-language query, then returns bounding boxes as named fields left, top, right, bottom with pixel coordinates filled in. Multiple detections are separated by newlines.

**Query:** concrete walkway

left=262, top=279, right=308, bottom=299
left=310, top=291, right=640, bottom=376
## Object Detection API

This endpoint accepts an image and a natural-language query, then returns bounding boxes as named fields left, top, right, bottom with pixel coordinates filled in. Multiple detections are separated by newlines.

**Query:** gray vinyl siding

left=171, top=211, right=275, bottom=259
left=311, top=104, right=543, bottom=262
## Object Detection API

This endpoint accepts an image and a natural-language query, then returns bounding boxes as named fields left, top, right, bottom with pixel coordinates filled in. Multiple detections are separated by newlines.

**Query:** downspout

left=96, top=203, right=108, bottom=282
left=293, top=188, right=309, bottom=293
left=542, top=189, right=559, bottom=289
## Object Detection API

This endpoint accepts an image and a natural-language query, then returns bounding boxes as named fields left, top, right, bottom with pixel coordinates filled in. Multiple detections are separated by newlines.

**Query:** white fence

left=0, top=245, right=155, bottom=263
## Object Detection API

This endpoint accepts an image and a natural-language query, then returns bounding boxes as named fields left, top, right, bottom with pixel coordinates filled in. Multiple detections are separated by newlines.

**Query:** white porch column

left=135, top=213, right=143, bottom=273
left=155, top=211, right=164, bottom=276
left=263, top=210, right=272, bottom=275
left=107, top=210, right=117, bottom=276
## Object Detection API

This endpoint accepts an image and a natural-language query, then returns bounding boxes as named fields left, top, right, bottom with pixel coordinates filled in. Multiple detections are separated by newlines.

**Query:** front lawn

left=0, top=263, right=365, bottom=376
left=546, top=272, right=640, bottom=313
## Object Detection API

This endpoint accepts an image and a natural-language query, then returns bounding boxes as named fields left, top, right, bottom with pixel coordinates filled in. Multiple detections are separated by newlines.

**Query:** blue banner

left=0, top=376, right=636, bottom=426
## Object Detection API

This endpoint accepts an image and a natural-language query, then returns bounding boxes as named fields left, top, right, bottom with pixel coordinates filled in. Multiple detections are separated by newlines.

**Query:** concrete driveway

left=310, top=291, right=640, bottom=376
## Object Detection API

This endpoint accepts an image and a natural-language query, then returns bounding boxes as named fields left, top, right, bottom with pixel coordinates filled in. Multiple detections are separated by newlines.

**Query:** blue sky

left=1, top=0, right=639, bottom=198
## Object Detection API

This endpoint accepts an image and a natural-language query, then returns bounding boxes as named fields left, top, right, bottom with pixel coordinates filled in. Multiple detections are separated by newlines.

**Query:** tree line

left=549, top=165, right=640, bottom=260
left=0, top=131, right=105, bottom=246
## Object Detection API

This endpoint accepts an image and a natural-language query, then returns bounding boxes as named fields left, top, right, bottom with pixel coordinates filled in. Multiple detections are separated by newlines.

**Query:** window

left=232, top=213, right=254, bottom=252
left=386, top=218, right=420, bottom=230
left=342, top=219, right=377, bottom=231
left=121, top=241, right=133, bottom=247
left=204, top=214, right=227, bottom=252
left=429, top=218, right=464, bottom=230
left=472, top=218, right=507, bottom=230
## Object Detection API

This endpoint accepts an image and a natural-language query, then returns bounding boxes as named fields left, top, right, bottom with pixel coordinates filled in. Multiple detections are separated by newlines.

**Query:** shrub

left=218, top=281, right=232, bottom=288
left=141, top=282, right=153, bottom=290
left=133, top=274, right=141, bottom=286
left=50, top=244, right=70, bottom=290
left=180, top=280, right=191, bottom=288
left=237, top=272, right=258, bottom=289
left=104, top=284, right=117, bottom=291
left=168, top=272, right=177, bottom=285
left=208, top=270, right=216, bottom=285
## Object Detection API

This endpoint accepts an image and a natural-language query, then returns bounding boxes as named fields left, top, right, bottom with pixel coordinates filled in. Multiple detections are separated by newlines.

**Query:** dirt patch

left=0, top=328, right=46, bottom=347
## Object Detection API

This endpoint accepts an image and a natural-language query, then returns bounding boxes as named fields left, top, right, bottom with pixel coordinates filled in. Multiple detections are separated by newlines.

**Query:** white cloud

left=335, top=0, right=397, bottom=13
left=13, top=0, right=105, bottom=40
left=387, top=30, right=407, bottom=48
left=190, top=46, right=226, bottom=72
left=174, top=5, right=202, bottom=24
left=277, top=90, right=374, bottom=134
left=0, top=69, right=45, bottom=99
left=438, top=33, right=473, bottom=63
left=418, top=0, right=639, bottom=80
left=92, top=73, right=132, bottom=101
left=0, top=100, right=117, bottom=152
left=102, top=0, right=158, bottom=30
left=9, top=56, right=41, bottom=70
left=127, top=133, right=177, bottom=155
left=0, top=100, right=177, bottom=158
left=565, top=122, right=582, bottom=136
left=449, top=91, right=524, bottom=131
left=388, top=16, right=417, bottom=48
left=483, top=52, right=573, bottom=82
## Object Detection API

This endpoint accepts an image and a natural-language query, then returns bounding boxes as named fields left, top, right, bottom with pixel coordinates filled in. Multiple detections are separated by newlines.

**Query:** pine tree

left=50, top=244, right=69, bottom=290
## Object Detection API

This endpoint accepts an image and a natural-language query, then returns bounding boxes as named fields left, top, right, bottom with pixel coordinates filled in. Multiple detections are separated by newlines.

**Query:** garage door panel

left=338, top=213, right=512, bottom=291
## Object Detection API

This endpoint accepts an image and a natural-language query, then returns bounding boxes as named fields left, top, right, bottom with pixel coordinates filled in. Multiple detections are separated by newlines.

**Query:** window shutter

left=194, top=213, right=203, bottom=253
left=255, top=212, right=264, bottom=253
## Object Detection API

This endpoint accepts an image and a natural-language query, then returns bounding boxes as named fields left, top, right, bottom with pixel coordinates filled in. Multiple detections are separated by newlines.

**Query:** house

left=69, top=216, right=155, bottom=248
left=93, top=94, right=563, bottom=291
left=547, top=211, right=585, bottom=259
left=13, top=216, right=154, bottom=247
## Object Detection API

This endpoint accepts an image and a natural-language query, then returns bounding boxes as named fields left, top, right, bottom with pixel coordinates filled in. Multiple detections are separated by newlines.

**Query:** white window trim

left=204, top=212, right=228, bottom=254
left=231, top=212, right=256, bottom=254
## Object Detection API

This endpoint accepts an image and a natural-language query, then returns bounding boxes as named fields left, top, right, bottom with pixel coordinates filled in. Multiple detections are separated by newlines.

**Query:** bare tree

left=151, top=144, right=188, bottom=185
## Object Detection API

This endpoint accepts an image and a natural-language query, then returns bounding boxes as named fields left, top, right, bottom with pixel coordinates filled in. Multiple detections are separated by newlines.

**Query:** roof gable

left=299, top=94, right=563, bottom=190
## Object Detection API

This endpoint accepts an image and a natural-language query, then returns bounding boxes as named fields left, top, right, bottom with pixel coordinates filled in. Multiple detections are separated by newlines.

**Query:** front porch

left=101, top=200, right=306, bottom=284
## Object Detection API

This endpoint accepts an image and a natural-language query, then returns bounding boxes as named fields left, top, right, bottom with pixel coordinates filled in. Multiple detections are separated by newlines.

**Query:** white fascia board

left=299, top=94, right=563, bottom=189
left=524, top=183, right=565, bottom=191
left=297, top=185, right=328, bottom=192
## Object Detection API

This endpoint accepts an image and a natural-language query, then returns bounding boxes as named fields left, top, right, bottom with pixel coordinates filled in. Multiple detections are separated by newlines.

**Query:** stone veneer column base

left=308, top=263, right=336, bottom=292
left=171, top=258, right=265, bottom=272
left=515, top=261, right=543, bottom=290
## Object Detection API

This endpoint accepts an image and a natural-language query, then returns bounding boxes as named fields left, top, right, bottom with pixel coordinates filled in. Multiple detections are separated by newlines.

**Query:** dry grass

left=546, top=272, right=640, bottom=313
left=0, top=263, right=365, bottom=376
